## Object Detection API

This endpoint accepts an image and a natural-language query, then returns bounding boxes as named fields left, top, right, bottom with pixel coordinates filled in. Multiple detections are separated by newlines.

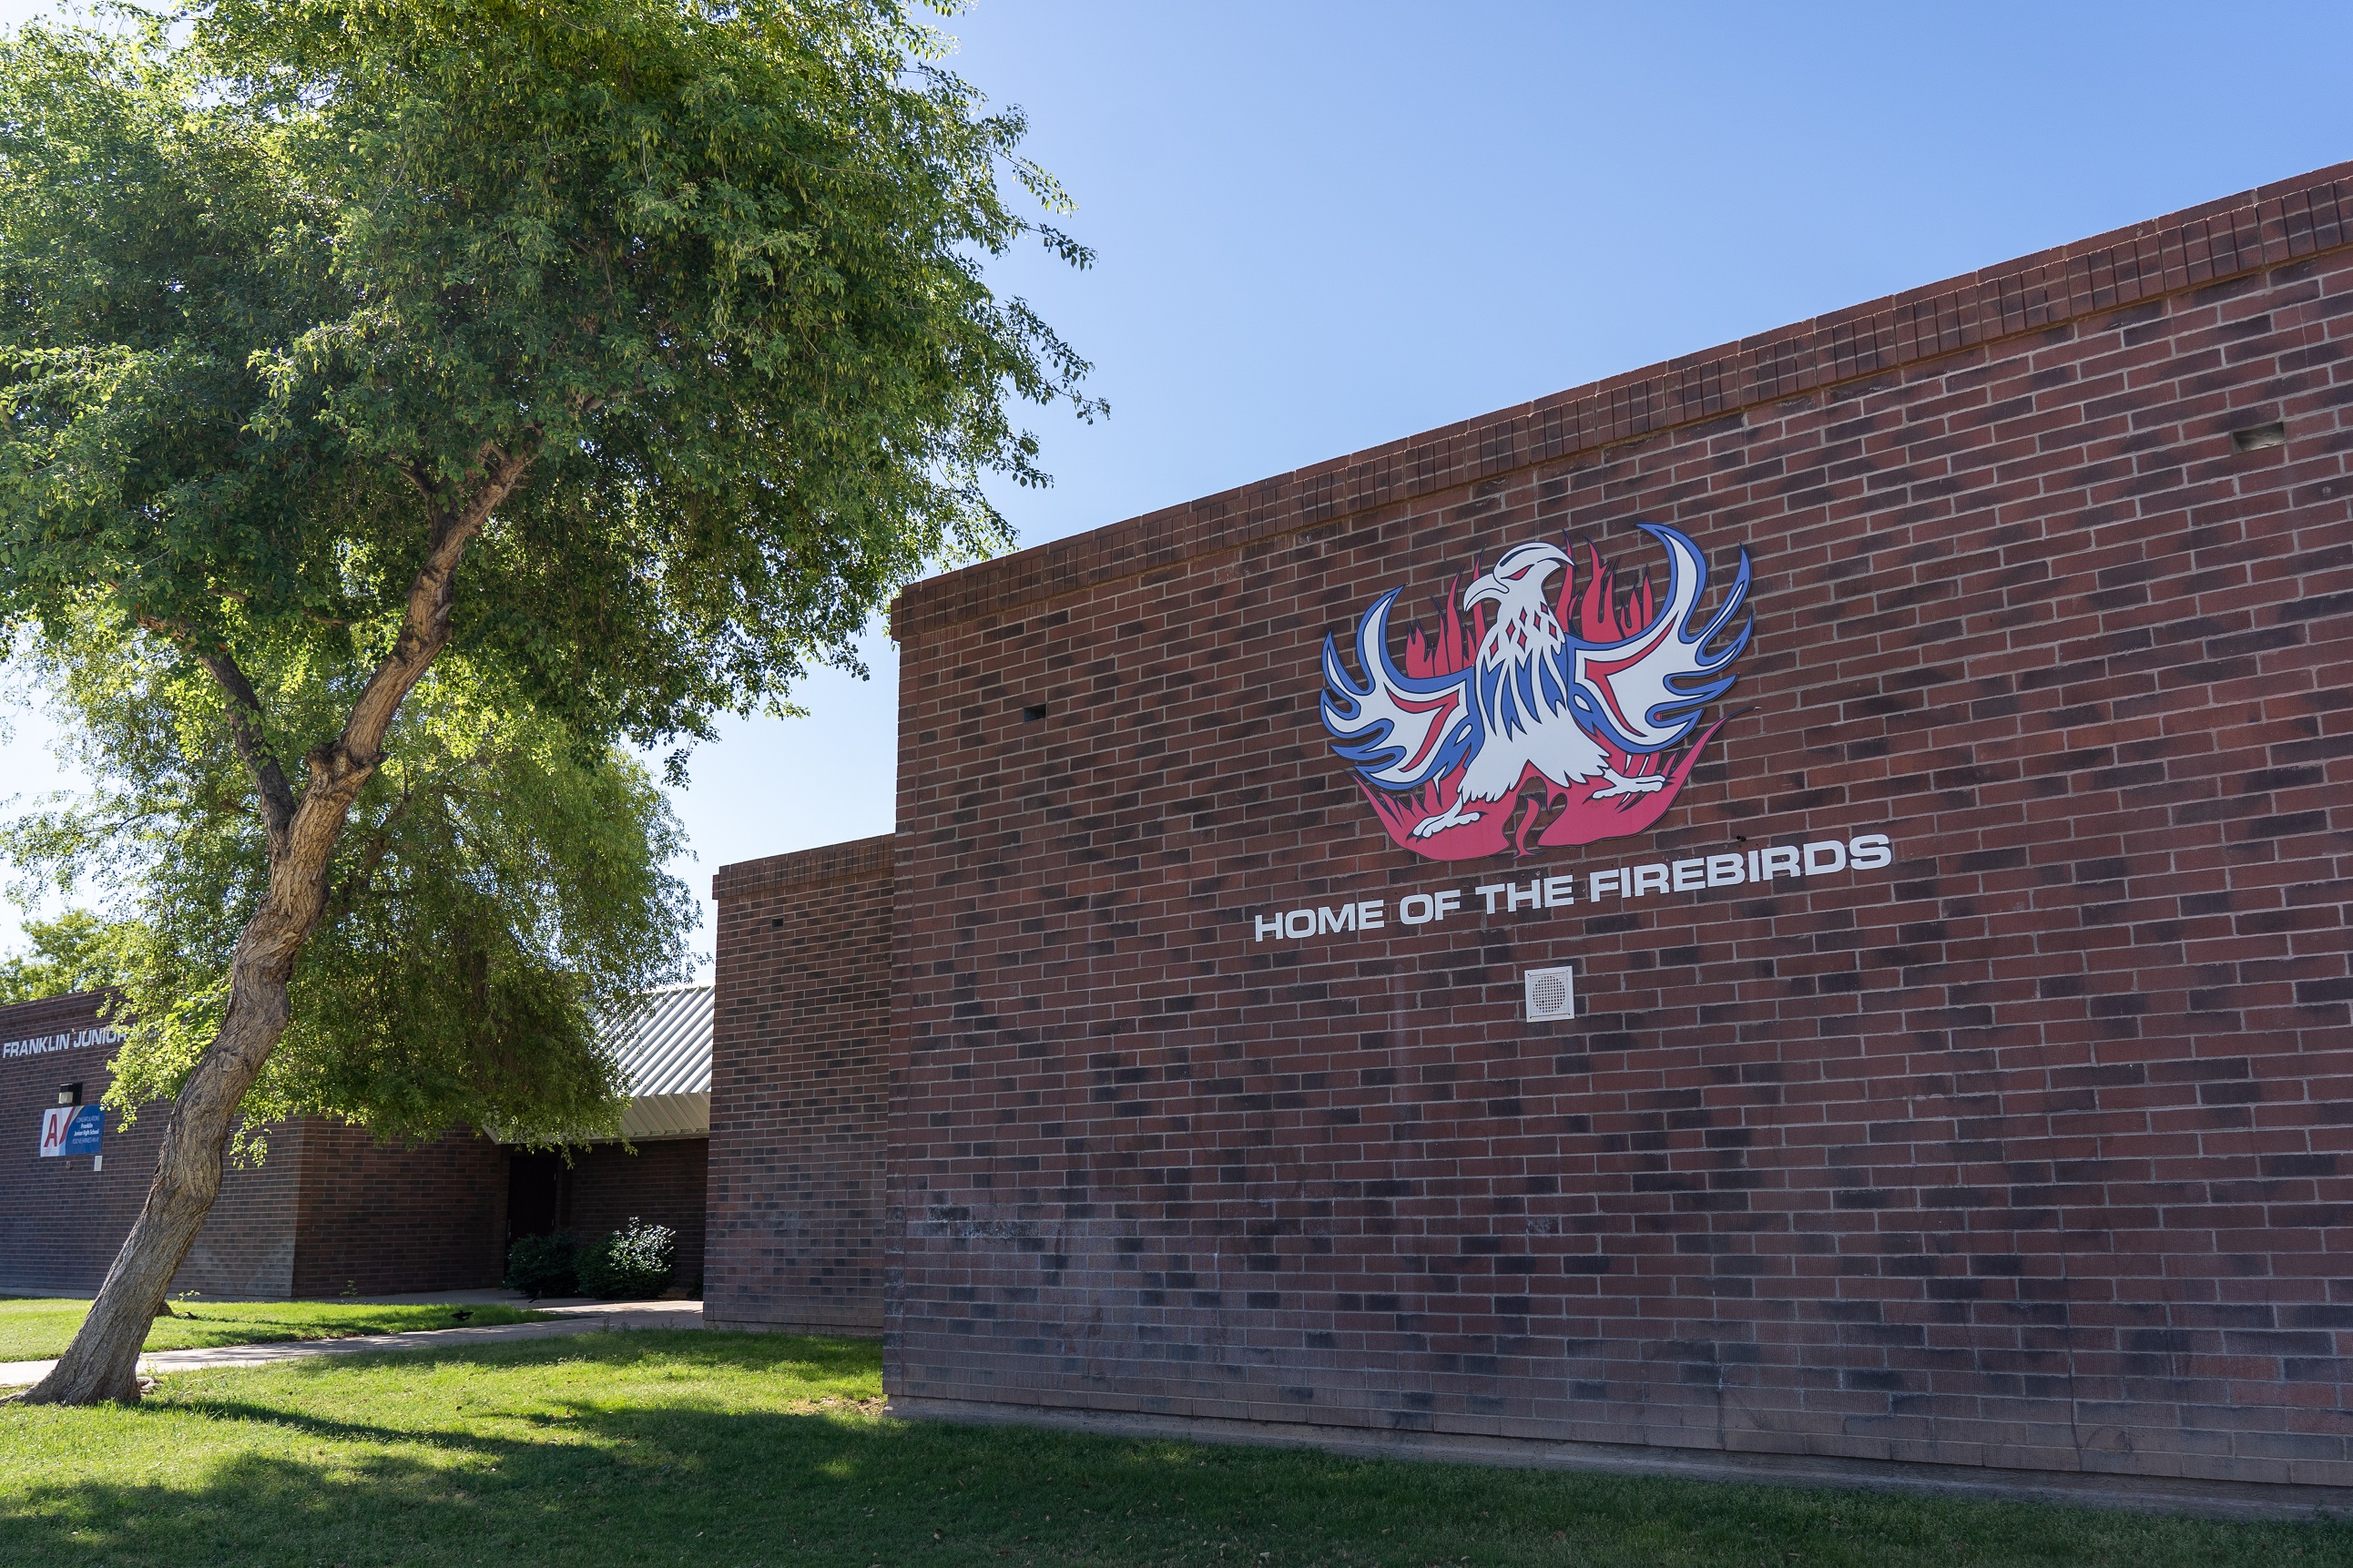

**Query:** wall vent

left=1523, top=966, right=1576, bottom=1023
left=2233, top=422, right=2287, bottom=453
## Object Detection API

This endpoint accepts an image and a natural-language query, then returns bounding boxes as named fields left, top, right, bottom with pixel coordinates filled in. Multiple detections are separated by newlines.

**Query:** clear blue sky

left=5, top=1, right=2353, bottom=970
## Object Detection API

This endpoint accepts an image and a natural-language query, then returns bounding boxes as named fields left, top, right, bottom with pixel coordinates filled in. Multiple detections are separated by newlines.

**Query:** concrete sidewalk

left=0, top=1299, right=704, bottom=1390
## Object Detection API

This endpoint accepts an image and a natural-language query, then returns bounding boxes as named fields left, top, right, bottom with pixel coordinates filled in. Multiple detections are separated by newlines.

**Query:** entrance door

left=506, top=1153, right=563, bottom=1240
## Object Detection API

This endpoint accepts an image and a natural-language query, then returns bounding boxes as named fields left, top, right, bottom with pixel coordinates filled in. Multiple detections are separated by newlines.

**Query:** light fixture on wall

left=2233, top=422, right=2287, bottom=452
left=56, top=1083, right=80, bottom=1106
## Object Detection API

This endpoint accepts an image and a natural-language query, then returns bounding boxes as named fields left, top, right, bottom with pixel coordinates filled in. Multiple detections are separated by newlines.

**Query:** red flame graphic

left=1360, top=541, right=1727, bottom=862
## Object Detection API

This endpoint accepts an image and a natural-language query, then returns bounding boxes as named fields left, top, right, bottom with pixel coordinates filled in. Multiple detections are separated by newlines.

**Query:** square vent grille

left=1523, top=965, right=1576, bottom=1023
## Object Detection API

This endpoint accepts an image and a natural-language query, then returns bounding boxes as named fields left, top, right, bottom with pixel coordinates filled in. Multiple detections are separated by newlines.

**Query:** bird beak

left=1461, top=542, right=1566, bottom=610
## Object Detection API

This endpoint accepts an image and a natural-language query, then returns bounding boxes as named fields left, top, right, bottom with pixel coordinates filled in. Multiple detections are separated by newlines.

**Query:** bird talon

left=1594, top=769, right=1665, bottom=800
left=1411, top=807, right=1482, bottom=838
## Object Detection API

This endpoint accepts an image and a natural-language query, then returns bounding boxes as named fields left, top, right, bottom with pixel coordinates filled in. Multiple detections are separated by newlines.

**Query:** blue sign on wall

left=63, top=1105, right=100, bottom=1156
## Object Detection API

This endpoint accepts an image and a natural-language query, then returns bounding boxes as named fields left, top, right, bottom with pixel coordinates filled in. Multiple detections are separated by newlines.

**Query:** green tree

left=6, top=618, right=693, bottom=1152
left=0, top=908, right=133, bottom=1004
left=0, top=0, right=1094, bottom=1403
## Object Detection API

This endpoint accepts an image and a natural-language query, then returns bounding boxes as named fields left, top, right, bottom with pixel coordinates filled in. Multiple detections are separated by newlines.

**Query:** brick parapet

left=893, top=161, right=2353, bottom=641
left=712, top=833, right=896, bottom=902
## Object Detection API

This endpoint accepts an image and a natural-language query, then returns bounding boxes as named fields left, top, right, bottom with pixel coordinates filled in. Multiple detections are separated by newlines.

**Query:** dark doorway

left=506, top=1153, right=564, bottom=1241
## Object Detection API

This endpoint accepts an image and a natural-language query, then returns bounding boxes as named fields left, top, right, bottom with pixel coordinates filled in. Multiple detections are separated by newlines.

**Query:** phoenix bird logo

left=1320, top=522, right=1754, bottom=861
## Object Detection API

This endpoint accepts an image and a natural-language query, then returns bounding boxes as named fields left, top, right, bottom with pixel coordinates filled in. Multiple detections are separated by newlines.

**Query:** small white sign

left=1523, top=965, right=1576, bottom=1023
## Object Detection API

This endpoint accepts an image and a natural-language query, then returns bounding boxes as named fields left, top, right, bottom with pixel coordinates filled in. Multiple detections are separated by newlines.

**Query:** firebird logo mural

left=1320, top=522, right=1753, bottom=862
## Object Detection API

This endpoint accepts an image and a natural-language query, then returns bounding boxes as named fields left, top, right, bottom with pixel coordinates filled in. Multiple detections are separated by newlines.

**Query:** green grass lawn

left=0, top=1297, right=548, bottom=1362
left=2, top=1332, right=2347, bottom=1567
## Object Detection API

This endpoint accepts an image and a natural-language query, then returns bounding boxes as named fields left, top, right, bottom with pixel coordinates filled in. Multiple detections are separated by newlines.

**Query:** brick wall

left=176, top=1125, right=301, bottom=1298
left=707, top=838, right=893, bottom=1333
left=557, top=1137, right=708, bottom=1289
left=290, top=1122, right=508, bottom=1298
left=882, top=162, right=2353, bottom=1496
left=2, top=992, right=515, bottom=1300
left=0, top=992, right=298, bottom=1298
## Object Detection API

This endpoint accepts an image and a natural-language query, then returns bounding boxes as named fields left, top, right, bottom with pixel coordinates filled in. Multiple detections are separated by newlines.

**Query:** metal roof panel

left=600, top=984, right=712, bottom=1101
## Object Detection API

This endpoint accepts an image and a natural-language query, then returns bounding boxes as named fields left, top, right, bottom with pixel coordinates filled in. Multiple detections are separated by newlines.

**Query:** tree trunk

left=14, top=742, right=378, bottom=1404
left=12, top=918, right=304, bottom=1403
left=10, top=447, right=531, bottom=1406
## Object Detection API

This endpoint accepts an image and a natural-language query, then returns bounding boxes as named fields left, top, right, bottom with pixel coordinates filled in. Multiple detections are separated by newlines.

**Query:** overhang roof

left=486, top=983, right=712, bottom=1144
left=606, top=983, right=711, bottom=1141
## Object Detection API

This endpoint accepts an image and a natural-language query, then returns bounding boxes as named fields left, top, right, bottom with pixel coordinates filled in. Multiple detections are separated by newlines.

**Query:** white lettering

left=0, top=1027, right=123, bottom=1060
left=1240, top=833, right=1898, bottom=938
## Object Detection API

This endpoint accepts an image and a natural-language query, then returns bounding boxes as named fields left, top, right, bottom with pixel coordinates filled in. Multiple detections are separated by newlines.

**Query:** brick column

left=705, top=835, right=893, bottom=1333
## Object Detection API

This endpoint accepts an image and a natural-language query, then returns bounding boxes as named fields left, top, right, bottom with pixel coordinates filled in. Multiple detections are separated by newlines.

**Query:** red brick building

left=1, top=990, right=504, bottom=1297
left=2, top=987, right=711, bottom=1298
left=713, top=162, right=2353, bottom=1507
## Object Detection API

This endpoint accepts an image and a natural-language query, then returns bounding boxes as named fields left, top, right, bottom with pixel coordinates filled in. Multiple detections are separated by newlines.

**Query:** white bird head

left=1463, top=540, right=1567, bottom=611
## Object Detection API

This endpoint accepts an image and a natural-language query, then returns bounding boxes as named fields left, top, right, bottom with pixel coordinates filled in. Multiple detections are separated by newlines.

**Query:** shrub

left=575, top=1217, right=677, bottom=1300
left=504, top=1231, right=578, bottom=1300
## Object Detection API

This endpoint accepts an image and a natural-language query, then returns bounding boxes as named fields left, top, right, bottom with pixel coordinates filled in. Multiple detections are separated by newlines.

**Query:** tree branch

left=322, top=769, right=455, bottom=923
left=137, top=614, right=298, bottom=859
left=395, top=460, right=442, bottom=504
left=303, top=439, right=536, bottom=807
left=204, top=584, right=353, bottom=630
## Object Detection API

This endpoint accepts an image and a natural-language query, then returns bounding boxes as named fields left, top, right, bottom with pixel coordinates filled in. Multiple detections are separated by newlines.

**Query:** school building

left=10, top=160, right=2350, bottom=1513
left=707, top=160, right=2353, bottom=1512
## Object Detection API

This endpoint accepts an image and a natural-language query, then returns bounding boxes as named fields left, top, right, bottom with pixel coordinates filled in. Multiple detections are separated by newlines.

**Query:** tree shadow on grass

left=1, top=1334, right=2346, bottom=1568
